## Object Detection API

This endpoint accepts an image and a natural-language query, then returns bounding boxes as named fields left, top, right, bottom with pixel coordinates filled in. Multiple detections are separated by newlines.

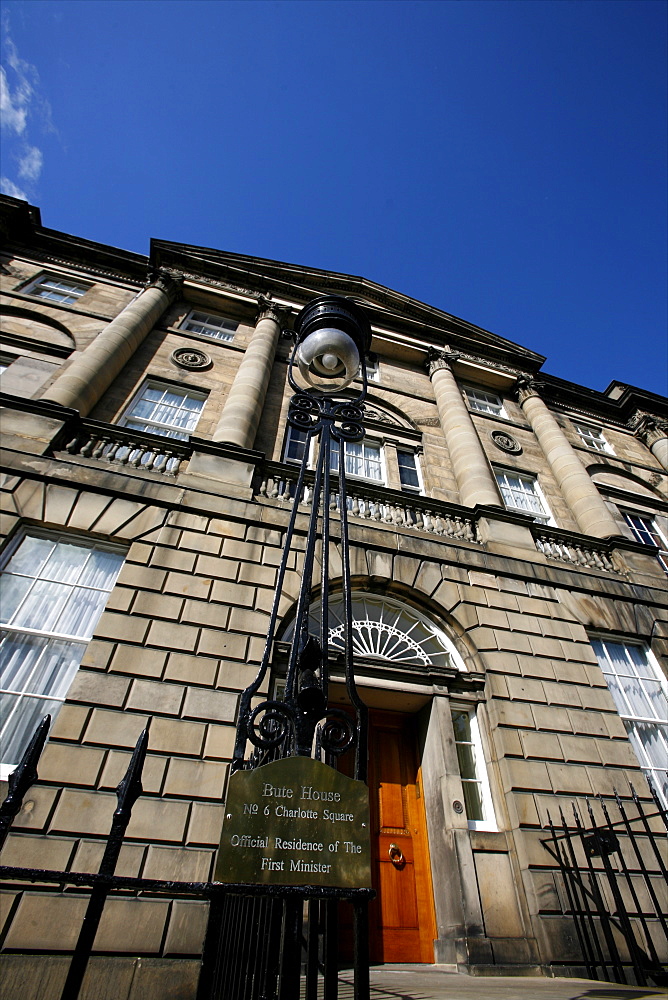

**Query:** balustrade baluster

left=258, top=477, right=269, bottom=497
left=80, top=435, right=96, bottom=457
left=65, top=434, right=82, bottom=454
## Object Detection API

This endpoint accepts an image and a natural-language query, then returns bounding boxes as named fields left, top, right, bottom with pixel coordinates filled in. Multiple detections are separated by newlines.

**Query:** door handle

left=388, top=842, right=404, bottom=864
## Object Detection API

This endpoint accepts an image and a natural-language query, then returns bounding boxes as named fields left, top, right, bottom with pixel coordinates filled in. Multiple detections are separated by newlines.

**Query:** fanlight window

left=283, top=593, right=463, bottom=670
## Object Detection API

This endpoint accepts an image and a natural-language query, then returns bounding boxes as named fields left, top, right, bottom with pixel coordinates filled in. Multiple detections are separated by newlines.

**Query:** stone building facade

left=0, top=194, right=666, bottom=995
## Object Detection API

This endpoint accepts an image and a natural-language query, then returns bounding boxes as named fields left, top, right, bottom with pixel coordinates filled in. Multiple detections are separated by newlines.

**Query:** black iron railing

left=0, top=715, right=372, bottom=1000
left=542, top=785, right=668, bottom=986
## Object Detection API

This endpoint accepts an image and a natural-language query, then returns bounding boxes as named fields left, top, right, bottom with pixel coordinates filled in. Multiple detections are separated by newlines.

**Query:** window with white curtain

left=180, top=310, right=238, bottom=341
left=451, top=707, right=496, bottom=831
left=0, top=532, right=125, bottom=771
left=284, top=427, right=385, bottom=484
left=120, top=382, right=206, bottom=439
left=494, top=469, right=553, bottom=523
left=591, top=638, right=668, bottom=809
left=463, top=385, right=506, bottom=417
left=573, top=422, right=614, bottom=454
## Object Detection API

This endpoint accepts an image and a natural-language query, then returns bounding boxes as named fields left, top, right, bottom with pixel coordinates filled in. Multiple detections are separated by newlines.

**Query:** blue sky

left=1, top=0, right=666, bottom=395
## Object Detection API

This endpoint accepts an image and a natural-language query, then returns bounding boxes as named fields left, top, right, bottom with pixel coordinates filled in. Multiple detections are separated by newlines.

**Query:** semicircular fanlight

left=282, top=592, right=464, bottom=670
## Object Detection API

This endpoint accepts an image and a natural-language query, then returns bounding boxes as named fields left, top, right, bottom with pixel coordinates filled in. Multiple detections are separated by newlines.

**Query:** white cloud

left=0, top=176, right=28, bottom=200
left=0, top=64, right=29, bottom=134
left=18, top=145, right=43, bottom=181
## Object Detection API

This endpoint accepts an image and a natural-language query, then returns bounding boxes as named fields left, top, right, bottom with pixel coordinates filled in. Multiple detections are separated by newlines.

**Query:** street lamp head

left=293, top=296, right=372, bottom=393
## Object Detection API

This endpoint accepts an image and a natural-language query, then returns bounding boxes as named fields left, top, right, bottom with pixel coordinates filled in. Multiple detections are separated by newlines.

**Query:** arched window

left=282, top=592, right=465, bottom=671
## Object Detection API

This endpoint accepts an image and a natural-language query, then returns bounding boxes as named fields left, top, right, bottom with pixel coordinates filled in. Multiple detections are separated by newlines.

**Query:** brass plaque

left=214, top=756, right=372, bottom=888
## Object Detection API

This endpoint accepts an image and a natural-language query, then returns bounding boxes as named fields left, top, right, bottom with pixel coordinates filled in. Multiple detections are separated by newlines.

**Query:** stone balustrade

left=60, top=420, right=192, bottom=477
left=254, top=463, right=479, bottom=542
left=533, top=529, right=616, bottom=572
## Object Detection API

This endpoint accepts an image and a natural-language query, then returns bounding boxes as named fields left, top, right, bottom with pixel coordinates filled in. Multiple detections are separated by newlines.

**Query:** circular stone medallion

left=171, top=347, right=211, bottom=370
left=490, top=430, right=522, bottom=454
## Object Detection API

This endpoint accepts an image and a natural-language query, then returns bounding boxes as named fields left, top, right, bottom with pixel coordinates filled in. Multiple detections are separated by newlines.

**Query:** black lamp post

left=199, top=296, right=374, bottom=1000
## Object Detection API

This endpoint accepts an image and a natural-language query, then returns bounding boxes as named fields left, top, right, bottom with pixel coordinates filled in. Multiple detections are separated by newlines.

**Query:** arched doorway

left=283, top=592, right=462, bottom=962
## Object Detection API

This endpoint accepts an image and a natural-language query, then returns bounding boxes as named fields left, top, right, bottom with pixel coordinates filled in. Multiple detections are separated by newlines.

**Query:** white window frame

left=180, top=309, right=238, bottom=342
left=591, top=638, right=668, bottom=809
left=451, top=706, right=497, bottom=831
left=0, top=530, right=125, bottom=776
left=24, top=274, right=91, bottom=305
left=119, top=381, right=206, bottom=440
left=494, top=468, right=554, bottom=524
left=463, top=385, right=507, bottom=418
left=622, top=512, right=668, bottom=574
left=573, top=422, right=614, bottom=454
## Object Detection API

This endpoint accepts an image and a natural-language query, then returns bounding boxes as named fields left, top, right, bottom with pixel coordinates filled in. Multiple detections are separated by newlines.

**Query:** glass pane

left=34, top=638, right=85, bottom=699
left=452, top=711, right=471, bottom=743
left=78, top=549, right=124, bottom=590
left=0, top=573, right=33, bottom=624
left=455, top=742, right=477, bottom=781
left=41, top=541, right=91, bottom=584
left=0, top=631, right=49, bottom=693
left=462, top=780, right=485, bottom=821
left=56, top=587, right=109, bottom=638
left=0, top=693, right=62, bottom=767
left=3, top=536, right=54, bottom=577
left=12, top=579, right=72, bottom=632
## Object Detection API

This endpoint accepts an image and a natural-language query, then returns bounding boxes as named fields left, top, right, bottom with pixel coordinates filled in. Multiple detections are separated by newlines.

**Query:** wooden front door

left=368, top=711, right=436, bottom=963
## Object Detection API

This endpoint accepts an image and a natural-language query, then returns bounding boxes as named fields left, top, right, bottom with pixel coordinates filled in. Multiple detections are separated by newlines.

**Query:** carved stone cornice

left=159, top=266, right=261, bottom=302
left=629, top=410, right=668, bottom=446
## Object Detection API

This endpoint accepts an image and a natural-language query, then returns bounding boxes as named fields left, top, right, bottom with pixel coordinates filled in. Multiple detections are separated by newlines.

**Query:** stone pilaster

left=630, top=411, right=668, bottom=471
left=517, top=378, right=619, bottom=539
left=212, top=300, right=287, bottom=449
left=41, top=271, right=181, bottom=416
left=427, top=352, right=500, bottom=508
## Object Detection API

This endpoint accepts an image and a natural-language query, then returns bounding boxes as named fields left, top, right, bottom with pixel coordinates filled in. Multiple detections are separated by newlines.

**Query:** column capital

left=515, top=376, right=542, bottom=405
left=256, top=296, right=291, bottom=327
left=426, top=348, right=460, bottom=378
left=629, top=409, right=668, bottom=447
left=145, top=268, right=183, bottom=302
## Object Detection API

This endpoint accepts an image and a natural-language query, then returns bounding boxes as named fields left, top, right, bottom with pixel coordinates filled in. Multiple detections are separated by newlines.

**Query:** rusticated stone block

left=164, top=757, right=227, bottom=799
left=71, top=840, right=145, bottom=877
left=187, top=802, right=226, bottom=845
left=99, top=749, right=168, bottom=795
left=149, top=716, right=206, bottom=757
left=164, top=570, right=212, bottom=600
left=131, top=590, right=183, bottom=621
left=38, top=742, right=105, bottom=786
left=183, top=686, right=236, bottom=724
left=546, top=763, right=593, bottom=795
left=84, top=708, right=149, bottom=749
left=50, top=703, right=91, bottom=741
left=110, top=644, right=166, bottom=678
left=67, top=669, right=131, bottom=708
left=500, top=758, right=551, bottom=793
left=165, top=651, right=218, bottom=687
left=204, top=724, right=236, bottom=760
left=0, top=833, right=73, bottom=873
left=146, top=619, right=198, bottom=652
left=163, top=901, right=209, bottom=955
left=127, top=678, right=184, bottom=715
left=143, top=845, right=213, bottom=882
left=198, top=628, right=247, bottom=660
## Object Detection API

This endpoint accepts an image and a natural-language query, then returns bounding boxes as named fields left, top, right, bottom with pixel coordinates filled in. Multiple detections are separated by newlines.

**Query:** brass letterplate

left=214, top=756, right=372, bottom=889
